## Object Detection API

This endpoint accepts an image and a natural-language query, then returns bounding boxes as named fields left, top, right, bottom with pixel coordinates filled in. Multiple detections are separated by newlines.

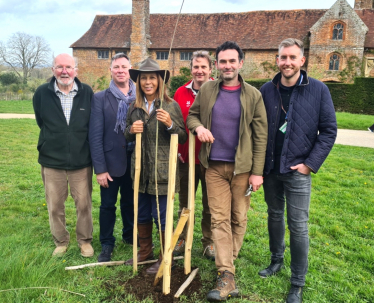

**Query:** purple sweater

left=210, top=86, right=241, bottom=162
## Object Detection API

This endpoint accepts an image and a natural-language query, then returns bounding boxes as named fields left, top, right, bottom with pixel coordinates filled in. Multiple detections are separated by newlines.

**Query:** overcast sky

left=0, top=0, right=355, bottom=61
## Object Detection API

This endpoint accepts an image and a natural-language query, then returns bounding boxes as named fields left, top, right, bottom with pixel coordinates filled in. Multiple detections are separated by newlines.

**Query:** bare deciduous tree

left=0, top=32, right=51, bottom=84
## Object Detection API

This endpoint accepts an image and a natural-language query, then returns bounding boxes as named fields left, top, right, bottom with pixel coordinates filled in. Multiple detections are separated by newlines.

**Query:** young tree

left=0, top=32, right=51, bottom=84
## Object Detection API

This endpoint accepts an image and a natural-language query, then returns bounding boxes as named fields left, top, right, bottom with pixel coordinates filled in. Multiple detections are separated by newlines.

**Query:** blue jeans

left=99, top=152, right=134, bottom=246
left=138, top=193, right=167, bottom=231
left=263, top=171, right=311, bottom=287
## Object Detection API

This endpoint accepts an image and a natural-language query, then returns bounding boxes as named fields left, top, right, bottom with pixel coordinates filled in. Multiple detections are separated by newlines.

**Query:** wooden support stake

left=64, top=256, right=184, bottom=271
left=174, top=268, right=199, bottom=298
left=185, top=132, right=196, bottom=274
left=133, top=133, right=142, bottom=273
left=154, top=208, right=190, bottom=286
left=162, top=134, right=179, bottom=295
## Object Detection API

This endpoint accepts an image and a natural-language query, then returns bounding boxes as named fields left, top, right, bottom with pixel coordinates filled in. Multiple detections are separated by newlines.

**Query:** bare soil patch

left=105, top=264, right=204, bottom=302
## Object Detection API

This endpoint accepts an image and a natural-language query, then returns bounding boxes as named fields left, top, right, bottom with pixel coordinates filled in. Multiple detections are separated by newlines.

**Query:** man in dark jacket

left=259, top=38, right=337, bottom=303
left=89, top=53, right=135, bottom=262
left=33, top=53, right=94, bottom=258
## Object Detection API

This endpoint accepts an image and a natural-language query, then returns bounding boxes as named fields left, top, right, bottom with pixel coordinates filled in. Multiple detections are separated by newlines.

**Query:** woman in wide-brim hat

left=124, top=57, right=187, bottom=274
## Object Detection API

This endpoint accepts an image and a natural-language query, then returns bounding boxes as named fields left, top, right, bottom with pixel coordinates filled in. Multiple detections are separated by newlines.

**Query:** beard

left=57, top=76, right=74, bottom=87
left=280, top=66, right=300, bottom=80
left=219, top=69, right=238, bottom=82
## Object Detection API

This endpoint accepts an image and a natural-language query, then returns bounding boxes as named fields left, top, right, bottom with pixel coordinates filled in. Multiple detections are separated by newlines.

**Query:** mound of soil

left=119, top=264, right=204, bottom=302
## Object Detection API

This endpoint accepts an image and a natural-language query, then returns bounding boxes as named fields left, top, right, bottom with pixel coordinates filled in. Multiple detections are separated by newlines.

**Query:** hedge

left=245, top=77, right=374, bottom=115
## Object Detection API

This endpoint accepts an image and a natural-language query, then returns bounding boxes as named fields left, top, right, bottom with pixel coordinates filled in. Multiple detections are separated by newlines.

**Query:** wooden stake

left=154, top=208, right=190, bottom=286
left=64, top=256, right=184, bottom=271
left=162, top=134, right=179, bottom=295
left=133, top=133, right=142, bottom=273
left=174, top=268, right=199, bottom=298
left=185, top=131, right=196, bottom=274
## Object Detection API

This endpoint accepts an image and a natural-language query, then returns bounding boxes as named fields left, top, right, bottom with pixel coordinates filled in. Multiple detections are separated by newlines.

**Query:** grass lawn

left=0, top=100, right=373, bottom=131
left=335, top=112, right=373, bottom=131
left=0, top=100, right=34, bottom=114
left=0, top=119, right=373, bottom=302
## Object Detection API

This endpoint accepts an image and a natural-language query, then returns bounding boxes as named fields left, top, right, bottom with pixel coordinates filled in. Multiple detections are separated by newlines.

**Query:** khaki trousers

left=41, top=166, right=93, bottom=247
left=205, top=161, right=250, bottom=274
left=178, top=163, right=212, bottom=247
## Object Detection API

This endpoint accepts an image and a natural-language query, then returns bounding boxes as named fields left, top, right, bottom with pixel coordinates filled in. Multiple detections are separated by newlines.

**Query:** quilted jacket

left=260, top=70, right=337, bottom=175
left=125, top=98, right=187, bottom=195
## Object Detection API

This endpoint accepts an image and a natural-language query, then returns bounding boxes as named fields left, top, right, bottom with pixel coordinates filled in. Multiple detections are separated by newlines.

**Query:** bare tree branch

left=0, top=32, right=51, bottom=84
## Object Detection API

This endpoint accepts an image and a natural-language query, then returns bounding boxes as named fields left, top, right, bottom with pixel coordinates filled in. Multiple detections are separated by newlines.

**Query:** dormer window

left=332, top=23, right=344, bottom=40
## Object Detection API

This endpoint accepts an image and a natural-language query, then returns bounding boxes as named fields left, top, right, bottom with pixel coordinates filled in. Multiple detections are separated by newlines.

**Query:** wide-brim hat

left=129, top=57, right=170, bottom=84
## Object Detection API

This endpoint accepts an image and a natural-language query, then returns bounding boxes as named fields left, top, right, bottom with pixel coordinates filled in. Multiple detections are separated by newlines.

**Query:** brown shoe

left=80, top=243, right=94, bottom=257
left=52, top=246, right=67, bottom=257
left=206, top=271, right=239, bottom=301
left=125, top=222, right=154, bottom=265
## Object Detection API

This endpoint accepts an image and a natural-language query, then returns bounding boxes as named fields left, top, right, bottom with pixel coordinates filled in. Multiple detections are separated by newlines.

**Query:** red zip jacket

left=174, top=80, right=203, bottom=164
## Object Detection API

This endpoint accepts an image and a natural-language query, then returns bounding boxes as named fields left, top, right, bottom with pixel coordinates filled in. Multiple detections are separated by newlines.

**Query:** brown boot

left=146, top=230, right=164, bottom=274
left=146, top=231, right=176, bottom=274
left=206, top=271, right=239, bottom=301
left=125, top=222, right=154, bottom=265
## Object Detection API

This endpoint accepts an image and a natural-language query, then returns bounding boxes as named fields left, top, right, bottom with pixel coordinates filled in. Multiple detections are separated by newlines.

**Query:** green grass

left=335, top=112, right=373, bottom=130
left=0, top=100, right=373, bottom=131
left=0, top=119, right=373, bottom=302
left=0, top=100, right=34, bottom=114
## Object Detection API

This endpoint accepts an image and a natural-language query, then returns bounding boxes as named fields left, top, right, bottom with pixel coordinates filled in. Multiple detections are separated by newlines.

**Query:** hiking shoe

left=286, top=285, right=303, bottom=303
left=203, top=244, right=215, bottom=261
left=258, top=258, right=284, bottom=278
left=173, top=239, right=185, bottom=256
left=80, top=243, right=94, bottom=257
left=52, top=245, right=67, bottom=257
left=207, top=271, right=239, bottom=302
left=98, top=245, right=114, bottom=262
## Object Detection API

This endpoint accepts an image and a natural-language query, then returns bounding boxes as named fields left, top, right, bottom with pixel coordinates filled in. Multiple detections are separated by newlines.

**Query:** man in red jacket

left=173, top=50, right=215, bottom=260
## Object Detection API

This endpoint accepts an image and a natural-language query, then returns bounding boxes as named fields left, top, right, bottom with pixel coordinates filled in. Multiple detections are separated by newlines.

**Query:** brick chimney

left=354, top=0, right=373, bottom=9
left=130, top=0, right=151, bottom=68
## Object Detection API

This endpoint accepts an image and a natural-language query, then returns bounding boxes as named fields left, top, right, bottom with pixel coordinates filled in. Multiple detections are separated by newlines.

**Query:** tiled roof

left=356, top=9, right=374, bottom=48
left=70, top=9, right=374, bottom=50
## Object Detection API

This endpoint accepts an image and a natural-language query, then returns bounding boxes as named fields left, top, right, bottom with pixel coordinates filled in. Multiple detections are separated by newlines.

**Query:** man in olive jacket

left=33, top=53, right=94, bottom=258
left=187, top=41, right=268, bottom=302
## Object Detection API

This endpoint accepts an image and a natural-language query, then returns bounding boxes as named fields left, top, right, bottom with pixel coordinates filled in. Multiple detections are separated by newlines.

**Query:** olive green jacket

left=186, top=75, right=268, bottom=176
left=125, top=99, right=187, bottom=195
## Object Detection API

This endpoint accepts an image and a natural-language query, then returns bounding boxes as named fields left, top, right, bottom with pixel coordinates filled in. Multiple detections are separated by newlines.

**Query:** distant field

left=0, top=100, right=33, bottom=114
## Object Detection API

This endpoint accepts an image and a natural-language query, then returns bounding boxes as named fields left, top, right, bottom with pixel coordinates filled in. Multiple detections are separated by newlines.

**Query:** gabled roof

left=70, top=9, right=374, bottom=50
left=356, top=9, right=374, bottom=48
left=71, top=10, right=326, bottom=50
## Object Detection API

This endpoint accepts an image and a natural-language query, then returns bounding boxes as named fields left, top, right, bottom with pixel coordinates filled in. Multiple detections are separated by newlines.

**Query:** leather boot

left=146, top=231, right=175, bottom=274
left=125, top=222, right=154, bottom=265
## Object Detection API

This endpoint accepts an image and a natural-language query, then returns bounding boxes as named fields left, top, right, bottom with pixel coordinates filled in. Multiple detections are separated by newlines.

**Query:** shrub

left=246, top=77, right=374, bottom=115
left=0, top=72, right=20, bottom=86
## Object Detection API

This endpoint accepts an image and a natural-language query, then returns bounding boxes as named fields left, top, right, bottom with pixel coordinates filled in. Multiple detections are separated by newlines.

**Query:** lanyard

left=278, top=74, right=303, bottom=120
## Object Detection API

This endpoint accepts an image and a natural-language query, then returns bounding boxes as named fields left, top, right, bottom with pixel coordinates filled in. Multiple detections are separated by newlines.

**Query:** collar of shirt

left=144, top=96, right=156, bottom=113
left=54, top=80, right=78, bottom=94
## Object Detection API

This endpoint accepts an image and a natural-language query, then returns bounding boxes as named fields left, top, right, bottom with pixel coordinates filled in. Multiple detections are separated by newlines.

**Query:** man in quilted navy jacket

left=259, top=38, right=337, bottom=303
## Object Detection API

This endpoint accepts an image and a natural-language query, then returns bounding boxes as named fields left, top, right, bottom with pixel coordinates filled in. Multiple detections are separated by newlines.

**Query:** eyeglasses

left=54, top=66, right=75, bottom=72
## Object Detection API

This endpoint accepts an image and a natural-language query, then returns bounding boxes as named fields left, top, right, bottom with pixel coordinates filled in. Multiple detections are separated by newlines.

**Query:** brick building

left=70, top=0, right=374, bottom=83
